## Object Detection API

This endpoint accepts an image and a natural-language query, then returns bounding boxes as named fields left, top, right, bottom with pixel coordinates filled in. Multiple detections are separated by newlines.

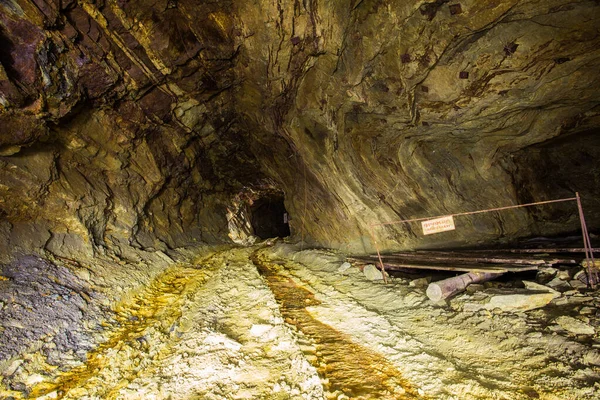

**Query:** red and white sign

left=422, top=215, right=456, bottom=235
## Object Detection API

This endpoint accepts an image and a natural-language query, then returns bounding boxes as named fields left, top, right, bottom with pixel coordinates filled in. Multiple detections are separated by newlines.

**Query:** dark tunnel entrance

left=250, top=194, right=291, bottom=239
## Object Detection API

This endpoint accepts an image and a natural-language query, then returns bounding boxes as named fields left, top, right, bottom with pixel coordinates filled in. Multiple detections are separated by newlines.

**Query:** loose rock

left=337, top=262, right=353, bottom=273
left=409, top=277, right=431, bottom=288
left=557, top=270, right=571, bottom=281
left=466, top=283, right=485, bottom=294
left=363, top=264, right=386, bottom=281
left=467, top=291, right=557, bottom=313
left=569, top=280, right=587, bottom=289
left=546, top=277, right=571, bottom=291
left=536, top=267, right=557, bottom=283
left=554, top=316, right=596, bottom=335
left=523, top=281, right=560, bottom=297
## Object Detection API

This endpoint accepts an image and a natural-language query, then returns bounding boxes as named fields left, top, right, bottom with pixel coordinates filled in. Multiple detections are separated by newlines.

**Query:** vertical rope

left=301, top=161, right=307, bottom=251
left=369, top=227, right=387, bottom=283
left=576, top=193, right=597, bottom=288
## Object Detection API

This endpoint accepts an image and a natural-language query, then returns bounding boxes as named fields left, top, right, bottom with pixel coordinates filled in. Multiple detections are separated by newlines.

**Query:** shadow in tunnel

left=250, top=194, right=290, bottom=239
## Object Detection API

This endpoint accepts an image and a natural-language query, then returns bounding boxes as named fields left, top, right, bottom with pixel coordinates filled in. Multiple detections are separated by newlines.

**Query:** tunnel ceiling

left=1, top=0, right=600, bottom=259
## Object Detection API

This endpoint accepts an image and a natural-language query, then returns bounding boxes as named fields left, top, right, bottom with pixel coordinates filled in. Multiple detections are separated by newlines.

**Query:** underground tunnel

left=250, top=194, right=291, bottom=240
left=1, top=0, right=600, bottom=399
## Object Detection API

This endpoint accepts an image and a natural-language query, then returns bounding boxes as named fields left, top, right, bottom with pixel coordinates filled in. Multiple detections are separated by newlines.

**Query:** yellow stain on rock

left=251, top=250, right=423, bottom=400
left=208, top=12, right=231, bottom=38
left=28, top=256, right=220, bottom=399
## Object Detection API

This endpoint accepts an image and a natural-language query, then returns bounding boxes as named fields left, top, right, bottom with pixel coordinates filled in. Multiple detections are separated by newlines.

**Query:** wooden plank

left=353, top=255, right=533, bottom=270
left=394, top=249, right=578, bottom=260
left=380, top=263, right=509, bottom=273
left=469, top=248, right=599, bottom=254
left=385, top=253, right=544, bottom=265
left=380, top=262, right=536, bottom=273
left=383, top=252, right=578, bottom=266
left=347, top=257, right=539, bottom=273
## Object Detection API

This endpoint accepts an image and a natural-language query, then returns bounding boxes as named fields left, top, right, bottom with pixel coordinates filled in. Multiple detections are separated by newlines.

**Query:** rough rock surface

left=1, top=0, right=599, bottom=258
left=0, top=256, right=107, bottom=363
left=1, top=1, right=600, bottom=398
left=236, top=0, right=600, bottom=251
left=2, top=245, right=598, bottom=399
left=0, top=0, right=266, bottom=262
left=1, top=248, right=325, bottom=399
left=463, top=290, right=558, bottom=312
left=555, top=315, right=596, bottom=335
left=272, top=245, right=600, bottom=399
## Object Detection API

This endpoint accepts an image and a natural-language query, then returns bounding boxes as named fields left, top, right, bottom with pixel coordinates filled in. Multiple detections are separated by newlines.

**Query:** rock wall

left=234, top=0, right=600, bottom=252
left=0, top=0, right=265, bottom=262
left=1, top=0, right=600, bottom=259
left=2, top=2, right=600, bottom=395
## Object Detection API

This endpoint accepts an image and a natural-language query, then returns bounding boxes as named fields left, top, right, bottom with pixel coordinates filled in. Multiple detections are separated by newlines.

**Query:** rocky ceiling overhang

left=0, top=0, right=265, bottom=261
left=1, top=0, right=600, bottom=259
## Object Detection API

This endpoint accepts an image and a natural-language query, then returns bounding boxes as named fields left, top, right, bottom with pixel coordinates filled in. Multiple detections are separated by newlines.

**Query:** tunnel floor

left=3, top=246, right=599, bottom=399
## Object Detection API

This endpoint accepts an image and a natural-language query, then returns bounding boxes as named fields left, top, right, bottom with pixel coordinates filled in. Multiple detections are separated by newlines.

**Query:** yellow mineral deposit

left=28, top=256, right=220, bottom=400
left=251, top=250, right=420, bottom=400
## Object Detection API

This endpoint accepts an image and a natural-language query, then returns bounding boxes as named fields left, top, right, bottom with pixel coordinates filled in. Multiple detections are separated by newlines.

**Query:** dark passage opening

left=250, top=194, right=291, bottom=239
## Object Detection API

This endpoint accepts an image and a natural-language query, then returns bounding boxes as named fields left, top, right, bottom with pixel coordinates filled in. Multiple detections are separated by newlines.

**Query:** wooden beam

left=383, top=252, right=576, bottom=266
left=347, top=257, right=538, bottom=273
left=426, top=272, right=502, bottom=302
left=469, top=248, right=599, bottom=254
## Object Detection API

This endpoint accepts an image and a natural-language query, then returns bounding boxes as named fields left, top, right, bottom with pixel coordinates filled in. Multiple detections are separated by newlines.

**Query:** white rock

left=552, top=297, right=569, bottom=306
left=337, top=262, right=352, bottom=273
left=538, top=267, right=557, bottom=276
left=36, top=391, right=58, bottom=399
left=557, top=270, right=571, bottom=280
left=566, top=296, right=594, bottom=305
left=555, top=316, right=596, bottom=335
left=1, top=358, right=23, bottom=377
left=75, top=268, right=91, bottom=281
left=363, top=264, right=385, bottom=281
left=25, top=373, right=46, bottom=385
left=480, top=292, right=557, bottom=312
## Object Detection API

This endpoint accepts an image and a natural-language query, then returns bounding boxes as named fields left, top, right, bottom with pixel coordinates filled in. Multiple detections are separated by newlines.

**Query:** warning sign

left=422, top=215, right=456, bottom=235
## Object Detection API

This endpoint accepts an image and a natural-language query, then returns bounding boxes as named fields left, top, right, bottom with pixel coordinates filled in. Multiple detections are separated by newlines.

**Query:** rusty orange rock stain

left=252, top=250, right=423, bottom=400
